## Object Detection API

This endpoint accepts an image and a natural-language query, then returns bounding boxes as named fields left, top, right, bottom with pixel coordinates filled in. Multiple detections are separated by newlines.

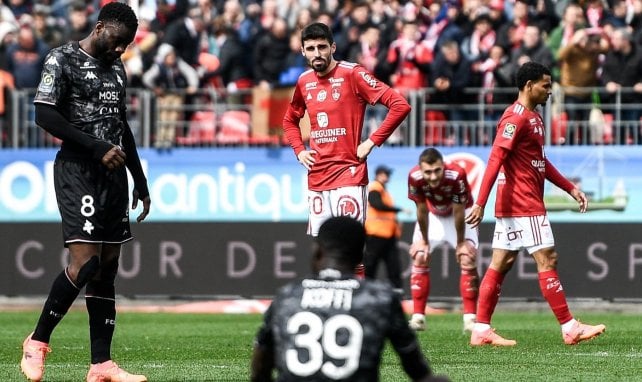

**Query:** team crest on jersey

left=332, top=88, right=340, bottom=101
left=502, top=123, right=516, bottom=138
left=317, top=90, right=327, bottom=102
left=38, top=73, right=54, bottom=93
left=336, top=195, right=361, bottom=220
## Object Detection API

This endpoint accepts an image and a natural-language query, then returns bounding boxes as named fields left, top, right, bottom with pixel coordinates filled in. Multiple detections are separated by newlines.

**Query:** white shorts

left=412, top=208, right=479, bottom=250
left=491, top=215, right=555, bottom=254
left=307, top=186, right=367, bottom=236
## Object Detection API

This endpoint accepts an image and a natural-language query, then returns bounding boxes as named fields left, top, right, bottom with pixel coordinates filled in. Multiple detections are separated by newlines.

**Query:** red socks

left=410, top=265, right=430, bottom=315
left=354, top=263, right=365, bottom=280
left=460, top=269, right=479, bottom=315
left=538, top=270, right=573, bottom=324
left=476, top=267, right=504, bottom=324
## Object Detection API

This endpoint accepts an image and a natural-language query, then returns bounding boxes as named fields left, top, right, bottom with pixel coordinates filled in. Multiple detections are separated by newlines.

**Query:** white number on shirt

left=285, top=311, right=363, bottom=379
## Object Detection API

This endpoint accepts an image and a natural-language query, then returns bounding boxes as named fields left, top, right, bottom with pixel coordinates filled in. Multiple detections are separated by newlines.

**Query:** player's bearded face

left=420, top=161, right=444, bottom=188
left=302, top=39, right=334, bottom=73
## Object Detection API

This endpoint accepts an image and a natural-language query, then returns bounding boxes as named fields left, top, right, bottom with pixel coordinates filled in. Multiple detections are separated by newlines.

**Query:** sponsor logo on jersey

left=37, top=73, right=55, bottom=93
left=82, top=61, right=97, bottom=69
left=45, top=56, right=59, bottom=66
left=359, top=71, right=377, bottom=88
left=103, top=82, right=116, bottom=88
left=99, top=90, right=119, bottom=102
left=316, top=112, right=329, bottom=128
left=317, top=89, right=327, bottom=102
left=84, top=71, right=97, bottom=80
left=305, top=81, right=318, bottom=90
left=332, top=88, right=340, bottom=101
left=502, top=122, right=516, bottom=138
left=329, top=77, right=344, bottom=87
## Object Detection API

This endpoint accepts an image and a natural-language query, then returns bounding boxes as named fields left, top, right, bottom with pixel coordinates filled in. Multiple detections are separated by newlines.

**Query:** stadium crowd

left=1, top=0, right=642, bottom=146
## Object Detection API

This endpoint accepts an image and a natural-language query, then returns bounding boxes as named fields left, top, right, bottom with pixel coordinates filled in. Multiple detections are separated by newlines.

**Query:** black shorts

left=54, top=154, right=132, bottom=246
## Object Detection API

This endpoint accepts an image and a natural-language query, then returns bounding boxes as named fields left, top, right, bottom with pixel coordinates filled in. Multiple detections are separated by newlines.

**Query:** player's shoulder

left=408, top=165, right=422, bottom=181
left=444, top=162, right=467, bottom=178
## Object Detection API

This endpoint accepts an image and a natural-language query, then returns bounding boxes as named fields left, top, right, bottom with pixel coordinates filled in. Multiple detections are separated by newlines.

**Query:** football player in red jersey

left=465, top=61, right=605, bottom=346
left=283, top=22, right=410, bottom=277
left=407, top=148, right=480, bottom=332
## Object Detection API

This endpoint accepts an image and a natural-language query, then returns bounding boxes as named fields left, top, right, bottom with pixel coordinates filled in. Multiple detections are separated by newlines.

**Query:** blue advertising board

left=0, top=146, right=640, bottom=222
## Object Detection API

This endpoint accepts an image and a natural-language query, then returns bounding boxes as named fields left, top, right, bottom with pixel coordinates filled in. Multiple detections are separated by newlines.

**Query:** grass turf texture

left=2, top=311, right=640, bottom=381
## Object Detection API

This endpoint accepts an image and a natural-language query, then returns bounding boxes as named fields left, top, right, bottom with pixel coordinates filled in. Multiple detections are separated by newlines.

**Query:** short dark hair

left=419, top=147, right=444, bottom=165
left=301, top=22, right=333, bottom=45
left=98, top=2, right=138, bottom=32
left=316, top=217, right=365, bottom=267
left=515, top=61, right=551, bottom=90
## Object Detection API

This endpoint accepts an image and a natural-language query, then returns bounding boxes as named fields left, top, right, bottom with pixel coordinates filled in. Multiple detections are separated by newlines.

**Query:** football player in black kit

left=251, top=216, right=449, bottom=382
left=20, top=3, right=149, bottom=382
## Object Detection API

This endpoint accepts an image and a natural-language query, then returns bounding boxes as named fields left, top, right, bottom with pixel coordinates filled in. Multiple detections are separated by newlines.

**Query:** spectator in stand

left=430, top=39, right=476, bottom=144
left=496, top=0, right=531, bottom=52
left=369, top=0, right=397, bottom=49
left=32, top=4, right=65, bottom=49
left=386, top=20, right=433, bottom=97
left=5, top=26, right=48, bottom=89
left=557, top=28, right=609, bottom=144
left=203, top=17, right=253, bottom=99
left=6, top=0, right=32, bottom=21
left=252, top=17, right=289, bottom=89
left=142, top=43, right=199, bottom=150
left=547, top=2, right=586, bottom=80
left=601, top=27, right=642, bottom=144
left=63, top=1, right=93, bottom=43
left=163, top=7, right=206, bottom=68
left=334, top=1, right=373, bottom=61
left=585, top=0, right=607, bottom=29
left=278, top=31, right=307, bottom=87
left=509, top=23, right=555, bottom=77
left=0, top=21, right=18, bottom=69
left=461, top=13, right=497, bottom=64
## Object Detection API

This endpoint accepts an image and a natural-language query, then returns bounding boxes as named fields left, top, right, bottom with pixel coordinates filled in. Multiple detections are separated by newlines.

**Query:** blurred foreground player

left=251, top=216, right=449, bottom=382
left=21, top=3, right=150, bottom=381
left=465, top=62, right=605, bottom=346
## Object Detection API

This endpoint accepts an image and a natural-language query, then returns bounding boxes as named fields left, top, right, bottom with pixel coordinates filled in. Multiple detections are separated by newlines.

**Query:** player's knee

left=459, top=252, right=477, bottom=270
left=75, top=256, right=100, bottom=287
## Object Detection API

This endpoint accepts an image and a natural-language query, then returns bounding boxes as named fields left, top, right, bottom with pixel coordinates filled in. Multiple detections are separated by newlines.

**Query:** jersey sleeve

left=34, top=49, right=66, bottom=106
left=282, top=84, right=307, bottom=156
left=452, top=168, right=471, bottom=205
left=350, top=64, right=388, bottom=105
left=407, top=168, right=425, bottom=204
left=494, top=113, right=526, bottom=152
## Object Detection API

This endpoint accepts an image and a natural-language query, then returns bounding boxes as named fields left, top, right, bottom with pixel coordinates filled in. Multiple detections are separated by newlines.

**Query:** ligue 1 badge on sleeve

left=502, top=123, right=516, bottom=139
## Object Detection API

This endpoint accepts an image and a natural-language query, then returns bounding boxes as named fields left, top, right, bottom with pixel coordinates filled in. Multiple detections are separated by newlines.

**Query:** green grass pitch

left=2, top=310, right=640, bottom=381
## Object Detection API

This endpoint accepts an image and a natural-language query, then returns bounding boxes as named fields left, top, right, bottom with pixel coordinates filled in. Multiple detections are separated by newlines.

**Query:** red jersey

left=480, top=102, right=551, bottom=216
left=407, top=162, right=474, bottom=217
left=283, top=62, right=392, bottom=191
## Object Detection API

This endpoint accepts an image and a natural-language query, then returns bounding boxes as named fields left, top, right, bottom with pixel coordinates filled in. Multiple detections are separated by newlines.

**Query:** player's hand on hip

left=297, top=150, right=317, bottom=170
left=570, top=188, right=588, bottom=213
left=131, top=189, right=151, bottom=222
left=409, top=241, right=429, bottom=264
left=102, top=145, right=126, bottom=170
left=465, top=204, right=484, bottom=228
left=357, top=138, right=375, bottom=162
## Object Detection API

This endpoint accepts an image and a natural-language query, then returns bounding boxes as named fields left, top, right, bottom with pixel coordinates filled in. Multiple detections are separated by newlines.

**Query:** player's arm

left=121, top=115, right=151, bottom=222
left=369, top=189, right=402, bottom=212
left=545, top=158, right=588, bottom=213
left=465, top=145, right=509, bottom=228
left=283, top=86, right=317, bottom=169
left=359, top=88, right=411, bottom=161
left=35, top=103, right=121, bottom=166
left=410, top=201, right=430, bottom=261
left=250, top=305, right=276, bottom=382
left=387, top=295, right=432, bottom=380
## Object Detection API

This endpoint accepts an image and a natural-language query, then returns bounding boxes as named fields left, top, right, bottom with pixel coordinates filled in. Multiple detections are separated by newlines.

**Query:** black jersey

left=254, top=269, right=429, bottom=381
left=34, top=41, right=128, bottom=152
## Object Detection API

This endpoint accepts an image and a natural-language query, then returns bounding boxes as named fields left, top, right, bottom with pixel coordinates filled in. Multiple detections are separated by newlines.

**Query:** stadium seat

left=176, top=111, right=216, bottom=145
left=216, top=110, right=251, bottom=143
